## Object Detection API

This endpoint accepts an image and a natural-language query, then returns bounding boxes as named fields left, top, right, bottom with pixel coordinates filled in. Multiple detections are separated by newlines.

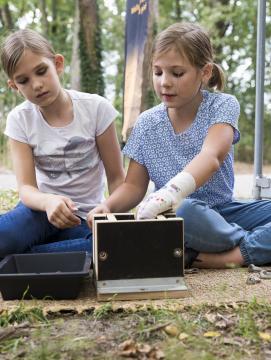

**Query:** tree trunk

left=141, top=0, right=158, bottom=112
left=78, top=0, right=104, bottom=95
left=2, top=3, right=13, bottom=30
left=39, top=0, right=49, bottom=36
left=175, top=0, right=181, bottom=20
left=71, top=0, right=81, bottom=90
left=51, top=0, right=58, bottom=34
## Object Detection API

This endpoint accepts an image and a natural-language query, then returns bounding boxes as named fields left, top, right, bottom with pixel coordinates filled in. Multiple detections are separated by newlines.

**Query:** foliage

left=158, top=0, right=271, bottom=162
left=0, top=0, right=271, bottom=163
left=0, top=189, right=18, bottom=212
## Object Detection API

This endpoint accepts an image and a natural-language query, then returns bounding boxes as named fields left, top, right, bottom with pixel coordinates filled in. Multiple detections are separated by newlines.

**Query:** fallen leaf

left=223, top=337, right=244, bottom=346
left=259, top=332, right=271, bottom=342
left=137, top=343, right=152, bottom=354
left=215, top=320, right=228, bottom=329
left=229, top=302, right=239, bottom=310
left=205, top=313, right=217, bottom=323
left=119, top=339, right=135, bottom=349
left=118, top=339, right=164, bottom=359
left=153, top=349, right=165, bottom=359
left=179, top=332, right=189, bottom=340
left=164, top=325, right=179, bottom=337
left=203, top=331, right=221, bottom=338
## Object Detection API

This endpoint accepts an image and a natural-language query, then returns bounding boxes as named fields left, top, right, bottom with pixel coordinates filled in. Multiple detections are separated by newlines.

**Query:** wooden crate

left=93, top=213, right=189, bottom=301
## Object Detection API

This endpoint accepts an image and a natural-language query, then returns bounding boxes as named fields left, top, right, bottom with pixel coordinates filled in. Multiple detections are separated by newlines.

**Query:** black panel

left=96, top=220, right=183, bottom=280
left=114, top=214, right=135, bottom=220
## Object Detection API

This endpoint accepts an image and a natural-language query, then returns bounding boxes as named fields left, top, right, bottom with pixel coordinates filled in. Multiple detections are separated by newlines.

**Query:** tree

left=78, top=0, right=104, bottom=95
left=0, top=0, right=270, bottom=164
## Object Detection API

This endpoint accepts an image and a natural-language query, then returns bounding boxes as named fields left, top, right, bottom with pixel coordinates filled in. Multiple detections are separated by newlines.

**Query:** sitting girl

left=88, top=22, right=271, bottom=268
left=0, top=29, right=124, bottom=258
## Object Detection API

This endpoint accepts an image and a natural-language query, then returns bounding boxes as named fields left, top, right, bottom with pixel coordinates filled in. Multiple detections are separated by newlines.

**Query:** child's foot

left=193, top=247, right=244, bottom=269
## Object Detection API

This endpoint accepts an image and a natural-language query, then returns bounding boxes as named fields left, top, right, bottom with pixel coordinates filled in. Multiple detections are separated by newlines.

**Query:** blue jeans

left=177, top=198, right=271, bottom=266
left=0, top=202, right=92, bottom=258
left=2, top=200, right=271, bottom=266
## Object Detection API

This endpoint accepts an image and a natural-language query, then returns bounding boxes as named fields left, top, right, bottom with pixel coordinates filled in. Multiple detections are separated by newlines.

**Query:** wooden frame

left=93, top=213, right=189, bottom=301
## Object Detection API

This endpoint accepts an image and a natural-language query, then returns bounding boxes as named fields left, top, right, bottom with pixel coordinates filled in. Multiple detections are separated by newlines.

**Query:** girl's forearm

left=19, top=185, right=52, bottom=212
left=104, top=182, right=146, bottom=213
left=107, top=171, right=125, bottom=195
left=184, top=150, right=221, bottom=188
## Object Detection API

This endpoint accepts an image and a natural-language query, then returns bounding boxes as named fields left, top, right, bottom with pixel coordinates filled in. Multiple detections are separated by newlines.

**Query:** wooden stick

left=156, top=215, right=166, bottom=220
left=106, top=214, right=117, bottom=221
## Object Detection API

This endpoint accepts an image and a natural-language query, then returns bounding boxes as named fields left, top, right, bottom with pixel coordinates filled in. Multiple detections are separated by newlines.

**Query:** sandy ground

left=1, top=267, right=271, bottom=313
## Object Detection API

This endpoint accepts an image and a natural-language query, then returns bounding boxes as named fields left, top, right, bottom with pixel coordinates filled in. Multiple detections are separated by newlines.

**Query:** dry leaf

left=179, top=332, right=189, bottom=340
left=137, top=343, right=152, bottom=354
left=223, top=337, right=244, bottom=346
left=119, top=339, right=135, bottom=349
left=153, top=349, right=165, bottom=359
left=164, top=325, right=179, bottom=337
left=259, top=332, right=271, bottom=342
left=229, top=302, right=239, bottom=310
left=204, top=313, right=217, bottom=323
left=119, top=341, right=137, bottom=357
left=118, top=339, right=164, bottom=359
left=215, top=320, right=228, bottom=329
left=203, top=331, right=221, bottom=338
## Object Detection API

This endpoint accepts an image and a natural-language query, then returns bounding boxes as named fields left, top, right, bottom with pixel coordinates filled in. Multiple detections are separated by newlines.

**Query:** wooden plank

left=106, top=214, right=117, bottom=222
left=97, top=289, right=191, bottom=301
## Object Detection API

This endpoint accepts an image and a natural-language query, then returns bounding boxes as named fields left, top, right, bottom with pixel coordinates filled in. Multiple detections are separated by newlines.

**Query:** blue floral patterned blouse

left=123, top=90, right=240, bottom=207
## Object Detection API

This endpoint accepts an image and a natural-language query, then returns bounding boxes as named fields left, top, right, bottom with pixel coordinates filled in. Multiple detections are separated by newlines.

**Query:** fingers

left=87, top=212, right=97, bottom=229
left=65, top=198, right=79, bottom=212
left=87, top=205, right=109, bottom=228
left=49, top=210, right=81, bottom=229
left=48, top=199, right=81, bottom=229
left=137, top=193, right=172, bottom=219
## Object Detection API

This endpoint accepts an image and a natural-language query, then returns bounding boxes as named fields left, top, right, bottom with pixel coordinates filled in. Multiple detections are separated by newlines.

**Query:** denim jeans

left=176, top=198, right=271, bottom=266
left=2, top=199, right=271, bottom=266
left=0, top=202, right=92, bottom=258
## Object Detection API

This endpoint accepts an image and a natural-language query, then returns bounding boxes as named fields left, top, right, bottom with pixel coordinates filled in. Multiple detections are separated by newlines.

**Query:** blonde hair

left=151, top=22, right=225, bottom=91
left=0, top=29, right=56, bottom=78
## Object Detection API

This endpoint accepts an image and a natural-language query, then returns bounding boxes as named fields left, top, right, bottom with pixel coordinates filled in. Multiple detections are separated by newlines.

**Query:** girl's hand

left=87, top=204, right=110, bottom=228
left=137, top=187, right=178, bottom=219
left=137, top=171, right=196, bottom=219
left=44, top=194, right=81, bottom=229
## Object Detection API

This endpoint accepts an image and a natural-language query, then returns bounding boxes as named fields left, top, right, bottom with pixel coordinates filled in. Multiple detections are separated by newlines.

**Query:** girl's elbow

left=212, top=157, right=221, bottom=172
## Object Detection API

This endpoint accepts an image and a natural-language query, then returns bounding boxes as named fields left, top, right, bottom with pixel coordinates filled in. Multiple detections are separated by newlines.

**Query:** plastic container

left=0, top=252, right=91, bottom=300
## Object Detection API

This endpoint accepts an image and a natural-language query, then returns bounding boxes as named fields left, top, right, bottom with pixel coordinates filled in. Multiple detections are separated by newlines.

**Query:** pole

left=253, top=0, right=266, bottom=199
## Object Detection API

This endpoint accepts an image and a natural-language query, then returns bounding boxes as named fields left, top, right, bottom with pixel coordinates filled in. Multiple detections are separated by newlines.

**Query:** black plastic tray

left=0, top=252, right=91, bottom=300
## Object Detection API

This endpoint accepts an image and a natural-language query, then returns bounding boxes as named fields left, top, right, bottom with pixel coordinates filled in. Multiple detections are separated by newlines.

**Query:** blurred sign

left=122, top=0, right=150, bottom=142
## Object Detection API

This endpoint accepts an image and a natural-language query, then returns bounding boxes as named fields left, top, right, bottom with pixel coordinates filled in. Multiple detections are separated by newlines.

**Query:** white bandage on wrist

left=136, top=171, right=196, bottom=219
left=167, top=171, right=196, bottom=208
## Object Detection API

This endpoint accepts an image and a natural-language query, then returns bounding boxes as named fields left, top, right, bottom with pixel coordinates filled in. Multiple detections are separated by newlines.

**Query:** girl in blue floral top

left=89, top=22, right=271, bottom=268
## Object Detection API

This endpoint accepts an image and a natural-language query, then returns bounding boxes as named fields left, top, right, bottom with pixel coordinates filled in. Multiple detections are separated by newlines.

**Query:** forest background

left=0, top=0, right=270, bottom=168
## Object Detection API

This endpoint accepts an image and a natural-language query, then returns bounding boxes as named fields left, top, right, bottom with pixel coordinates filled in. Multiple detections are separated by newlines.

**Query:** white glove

left=137, top=171, right=196, bottom=219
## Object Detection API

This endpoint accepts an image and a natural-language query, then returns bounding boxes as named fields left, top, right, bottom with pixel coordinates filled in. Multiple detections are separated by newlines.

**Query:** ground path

left=1, top=162, right=269, bottom=199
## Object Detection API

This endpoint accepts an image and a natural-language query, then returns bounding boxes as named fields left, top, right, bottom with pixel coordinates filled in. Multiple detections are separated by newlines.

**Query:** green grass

left=0, top=191, right=270, bottom=359
left=1, top=300, right=271, bottom=359
left=0, top=189, right=19, bottom=213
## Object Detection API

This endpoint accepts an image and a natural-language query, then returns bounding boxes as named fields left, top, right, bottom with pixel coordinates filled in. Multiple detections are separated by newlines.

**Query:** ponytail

left=208, top=63, right=225, bottom=91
